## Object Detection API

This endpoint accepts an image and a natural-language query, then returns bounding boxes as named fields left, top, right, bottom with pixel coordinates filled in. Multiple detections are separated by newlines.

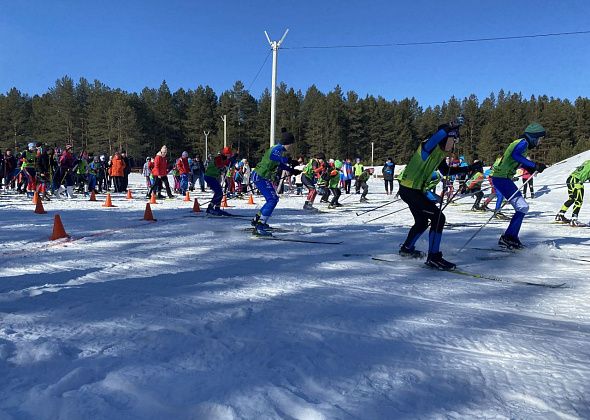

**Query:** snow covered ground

left=1, top=151, right=589, bottom=419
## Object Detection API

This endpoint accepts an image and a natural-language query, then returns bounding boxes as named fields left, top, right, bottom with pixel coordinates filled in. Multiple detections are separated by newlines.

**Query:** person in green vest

left=357, top=168, right=372, bottom=202
left=555, top=160, right=590, bottom=226
left=353, top=158, right=364, bottom=193
left=491, top=123, right=547, bottom=249
left=464, top=160, right=485, bottom=211
left=20, top=142, right=38, bottom=197
left=397, top=115, right=472, bottom=270
left=327, top=160, right=343, bottom=209
left=250, top=130, right=301, bottom=235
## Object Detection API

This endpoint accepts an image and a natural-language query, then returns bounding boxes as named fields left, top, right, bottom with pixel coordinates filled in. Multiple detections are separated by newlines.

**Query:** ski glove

left=535, top=163, right=547, bottom=173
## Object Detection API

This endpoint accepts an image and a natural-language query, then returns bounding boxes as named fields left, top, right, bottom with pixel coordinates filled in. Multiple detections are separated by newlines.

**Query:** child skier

left=250, top=131, right=300, bottom=235
left=397, top=116, right=473, bottom=270
left=490, top=123, right=547, bottom=249
left=358, top=168, right=372, bottom=202
left=328, top=160, right=343, bottom=208
left=204, top=146, right=237, bottom=216
left=302, top=152, right=326, bottom=210
left=555, top=159, right=590, bottom=226
left=465, top=160, right=485, bottom=211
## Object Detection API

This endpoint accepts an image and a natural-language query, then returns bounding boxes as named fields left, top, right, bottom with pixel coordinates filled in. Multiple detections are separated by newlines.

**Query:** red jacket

left=152, top=154, right=168, bottom=177
left=177, top=157, right=190, bottom=175
left=110, top=155, right=126, bottom=177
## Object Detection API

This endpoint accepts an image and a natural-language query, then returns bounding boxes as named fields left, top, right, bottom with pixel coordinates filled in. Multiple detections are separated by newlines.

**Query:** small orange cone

left=32, top=191, right=40, bottom=205
left=150, top=192, right=157, bottom=204
left=192, top=198, right=201, bottom=213
left=248, top=194, right=255, bottom=205
left=102, top=193, right=116, bottom=207
left=143, top=203, right=156, bottom=221
left=49, top=214, right=69, bottom=240
left=221, top=195, right=228, bottom=208
left=184, top=191, right=191, bottom=202
left=34, top=197, right=47, bottom=214
left=89, top=191, right=97, bottom=201
left=126, top=189, right=133, bottom=200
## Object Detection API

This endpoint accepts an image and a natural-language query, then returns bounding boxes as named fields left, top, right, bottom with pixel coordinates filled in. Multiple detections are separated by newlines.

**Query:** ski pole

left=458, top=172, right=537, bottom=252
left=363, top=205, right=408, bottom=224
left=355, top=197, right=402, bottom=216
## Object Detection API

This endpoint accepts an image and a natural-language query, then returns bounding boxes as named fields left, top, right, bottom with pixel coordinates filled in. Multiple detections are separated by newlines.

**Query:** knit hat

left=161, top=145, right=168, bottom=154
left=280, top=131, right=295, bottom=145
left=524, top=122, right=546, bottom=136
left=182, top=151, right=188, bottom=158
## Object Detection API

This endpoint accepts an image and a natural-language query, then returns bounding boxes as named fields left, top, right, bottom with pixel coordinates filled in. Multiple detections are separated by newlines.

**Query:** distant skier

left=555, top=159, right=590, bottom=226
left=358, top=168, right=372, bottom=202
left=397, top=115, right=472, bottom=270
left=490, top=123, right=547, bottom=249
left=250, top=130, right=300, bottom=235
left=302, top=152, right=326, bottom=211
left=464, top=160, right=485, bottom=211
left=382, top=158, right=395, bottom=195
left=204, top=146, right=237, bottom=216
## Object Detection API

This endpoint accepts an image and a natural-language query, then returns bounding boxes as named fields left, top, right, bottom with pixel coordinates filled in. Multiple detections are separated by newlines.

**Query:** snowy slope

left=1, top=151, right=589, bottom=419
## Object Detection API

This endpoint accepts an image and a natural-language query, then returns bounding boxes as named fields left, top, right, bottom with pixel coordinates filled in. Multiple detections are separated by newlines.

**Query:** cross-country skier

left=302, top=152, right=326, bottom=211
left=204, top=146, right=237, bottom=216
left=465, top=160, right=485, bottom=211
left=397, top=116, right=473, bottom=270
left=555, top=159, right=590, bottom=226
left=250, top=131, right=301, bottom=235
left=490, top=123, right=547, bottom=249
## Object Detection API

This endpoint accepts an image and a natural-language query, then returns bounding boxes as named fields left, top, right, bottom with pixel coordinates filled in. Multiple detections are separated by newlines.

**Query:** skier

left=491, top=123, right=547, bottom=249
left=465, top=160, right=485, bottom=211
left=302, top=152, right=326, bottom=211
left=555, top=159, right=590, bottom=226
left=203, top=146, right=237, bottom=216
left=250, top=131, right=300, bottom=235
left=328, top=160, right=343, bottom=208
left=177, top=151, right=190, bottom=196
left=147, top=145, right=175, bottom=199
left=20, top=142, right=38, bottom=197
left=358, top=168, right=372, bottom=202
left=353, top=158, right=364, bottom=193
left=397, top=116, right=473, bottom=270
left=342, top=158, right=354, bottom=194
left=382, top=158, right=395, bottom=195
left=521, top=167, right=534, bottom=198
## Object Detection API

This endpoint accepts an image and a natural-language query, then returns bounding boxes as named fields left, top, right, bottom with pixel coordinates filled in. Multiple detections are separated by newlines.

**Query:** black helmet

left=316, top=152, right=326, bottom=160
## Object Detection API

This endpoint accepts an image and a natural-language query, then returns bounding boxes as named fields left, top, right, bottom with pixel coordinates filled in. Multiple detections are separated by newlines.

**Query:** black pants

left=360, top=181, right=368, bottom=199
left=399, top=185, right=445, bottom=248
left=522, top=177, right=534, bottom=197
left=149, top=176, right=173, bottom=198
left=330, top=187, right=341, bottom=205
left=113, top=176, right=124, bottom=192
left=344, top=179, right=351, bottom=194
left=384, top=179, right=394, bottom=194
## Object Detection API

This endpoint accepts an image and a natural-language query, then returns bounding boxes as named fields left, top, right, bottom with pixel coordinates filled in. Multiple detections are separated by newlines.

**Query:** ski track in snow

left=1, top=151, right=590, bottom=419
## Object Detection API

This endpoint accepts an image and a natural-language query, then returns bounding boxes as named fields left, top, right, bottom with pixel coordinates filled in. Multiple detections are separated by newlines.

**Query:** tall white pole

left=265, top=29, right=289, bottom=147
left=221, top=115, right=227, bottom=148
left=371, top=142, right=374, bottom=167
left=204, top=130, right=210, bottom=158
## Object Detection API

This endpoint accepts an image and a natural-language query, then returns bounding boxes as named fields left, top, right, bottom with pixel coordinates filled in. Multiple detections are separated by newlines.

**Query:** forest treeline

left=1, top=75, right=589, bottom=166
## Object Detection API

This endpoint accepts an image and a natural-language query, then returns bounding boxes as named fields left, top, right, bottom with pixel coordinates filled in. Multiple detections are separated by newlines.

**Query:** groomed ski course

left=1, top=151, right=589, bottom=419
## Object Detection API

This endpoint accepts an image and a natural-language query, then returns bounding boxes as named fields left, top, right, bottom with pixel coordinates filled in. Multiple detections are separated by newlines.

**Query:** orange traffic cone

left=143, top=203, right=156, bottom=221
left=49, top=214, right=69, bottom=240
left=32, top=191, right=40, bottom=205
left=102, top=193, right=116, bottom=207
left=150, top=192, right=157, bottom=204
left=126, top=189, right=133, bottom=199
left=221, top=195, right=228, bottom=208
left=192, top=198, right=201, bottom=213
left=248, top=194, right=255, bottom=205
left=34, top=197, right=47, bottom=214
left=89, top=191, right=97, bottom=201
left=184, top=191, right=191, bottom=202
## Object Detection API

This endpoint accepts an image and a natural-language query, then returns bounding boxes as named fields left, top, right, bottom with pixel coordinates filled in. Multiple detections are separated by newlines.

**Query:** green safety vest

left=304, top=159, right=317, bottom=177
left=353, top=163, right=364, bottom=176
left=426, top=172, right=442, bottom=191
left=21, top=150, right=36, bottom=169
left=571, top=160, right=590, bottom=183
left=77, top=159, right=88, bottom=175
left=358, top=171, right=370, bottom=183
left=255, top=145, right=282, bottom=180
left=491, top=139, right=528, bottom=179
left=399, top=144, right=445, bottom=192
left=328, top=170, right=340, bottom=188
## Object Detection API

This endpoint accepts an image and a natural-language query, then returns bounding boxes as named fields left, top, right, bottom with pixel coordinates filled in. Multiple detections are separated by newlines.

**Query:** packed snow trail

left=1, top=151, right=590, bottom=419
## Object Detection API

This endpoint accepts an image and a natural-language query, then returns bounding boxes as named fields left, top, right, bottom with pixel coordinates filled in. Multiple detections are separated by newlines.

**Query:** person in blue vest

left=251, top=130, right=301, bottom=236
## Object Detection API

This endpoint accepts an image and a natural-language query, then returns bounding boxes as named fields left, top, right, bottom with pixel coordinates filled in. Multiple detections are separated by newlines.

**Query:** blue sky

left=1, top=0, right=589, bottom=106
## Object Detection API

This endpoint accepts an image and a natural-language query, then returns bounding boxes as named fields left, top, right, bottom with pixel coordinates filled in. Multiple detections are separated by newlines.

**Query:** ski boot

left=206, top=206, right=227, bottom=217
left=498, top=234, right=524, bottom=250
left=251, top=213, right=270, bottom=229
left=494, top=211, right=510, bottom=220
left=253, top=221, right=272, bottom=236
left=360, top=197, right=368, bottom=203
left=554, top=212, right=570, bottom=224
left=303, top=201, right=318, bottom=211
left=570, top=216, right=586, bottom=227
left=399, top=245, right=425, bottom=259
left=425, top=252, right=456, bottom=271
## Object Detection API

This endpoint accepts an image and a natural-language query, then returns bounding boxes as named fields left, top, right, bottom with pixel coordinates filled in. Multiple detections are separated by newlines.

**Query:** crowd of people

left=2, top=122, right=588, bottom=270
